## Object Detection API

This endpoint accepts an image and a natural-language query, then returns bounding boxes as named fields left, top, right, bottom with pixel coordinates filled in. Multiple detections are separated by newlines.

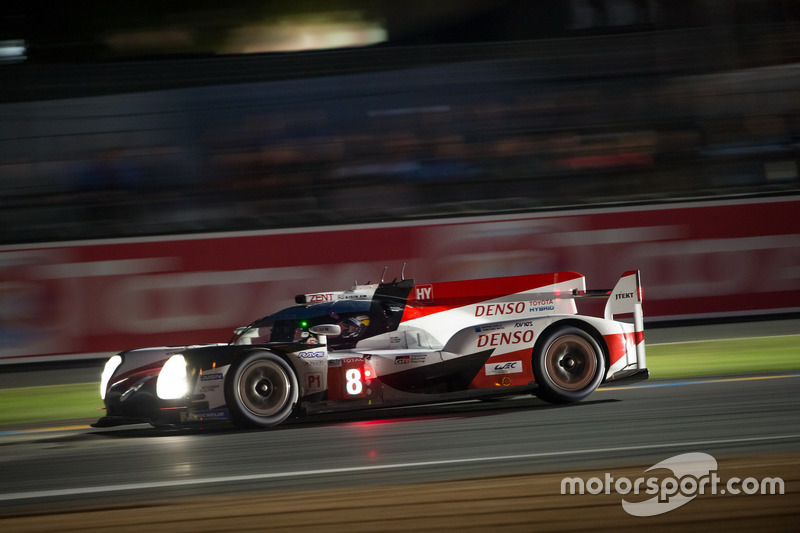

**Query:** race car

left=95, top=270, right=648, bottom=429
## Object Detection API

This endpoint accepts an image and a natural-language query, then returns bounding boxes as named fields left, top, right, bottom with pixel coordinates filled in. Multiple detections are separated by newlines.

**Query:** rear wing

left=592, top=270, right=645, bottom=370
left=568, top=271, right=642, bottom=313
left=567, top=271, right=645, bottom=370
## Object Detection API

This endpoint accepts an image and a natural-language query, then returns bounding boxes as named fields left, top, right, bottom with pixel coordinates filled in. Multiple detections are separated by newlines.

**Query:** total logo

left=485, top=360, right=523, bottom=375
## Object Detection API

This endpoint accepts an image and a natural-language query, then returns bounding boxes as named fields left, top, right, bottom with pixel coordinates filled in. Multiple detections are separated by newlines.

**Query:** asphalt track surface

left=1, top=320, right=799, bottom=530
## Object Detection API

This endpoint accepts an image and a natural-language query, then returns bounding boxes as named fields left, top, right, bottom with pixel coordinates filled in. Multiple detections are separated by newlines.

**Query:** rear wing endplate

left=602, top=270, right=643, bottom=321
left=603, top=270, right=645, bottom=370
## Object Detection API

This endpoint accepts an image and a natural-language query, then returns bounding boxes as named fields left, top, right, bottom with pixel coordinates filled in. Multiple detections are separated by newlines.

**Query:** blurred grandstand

left=0, top=1, right=798, bottom=244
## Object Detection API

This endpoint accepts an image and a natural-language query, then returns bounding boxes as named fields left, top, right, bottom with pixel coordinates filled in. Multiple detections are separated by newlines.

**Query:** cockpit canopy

left=231, top=298, right=392, bottom=350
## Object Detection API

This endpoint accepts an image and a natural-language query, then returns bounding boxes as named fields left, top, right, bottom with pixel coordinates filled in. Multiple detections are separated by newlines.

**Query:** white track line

left=649, top=333, right=800, bottom=346
left=2, top=433, right=799, bottom=503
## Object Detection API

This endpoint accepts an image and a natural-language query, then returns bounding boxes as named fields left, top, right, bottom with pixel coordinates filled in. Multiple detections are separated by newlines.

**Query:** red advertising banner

left=2, top=196, right=798, bottom=363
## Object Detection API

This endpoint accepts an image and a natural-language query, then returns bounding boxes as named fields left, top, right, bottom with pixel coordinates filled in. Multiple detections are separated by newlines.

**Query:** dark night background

left=1, top=1, right=798, bottom=244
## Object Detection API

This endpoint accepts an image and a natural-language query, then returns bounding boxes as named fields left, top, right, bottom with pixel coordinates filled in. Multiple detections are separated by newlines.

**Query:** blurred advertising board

left=1, top=196, right=798, bottom=363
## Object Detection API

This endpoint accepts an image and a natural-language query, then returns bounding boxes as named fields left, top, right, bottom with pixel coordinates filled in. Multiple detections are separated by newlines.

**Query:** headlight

left=156, top=354, right=188, bottom=400
left=100, top=355, right=122, bottom=400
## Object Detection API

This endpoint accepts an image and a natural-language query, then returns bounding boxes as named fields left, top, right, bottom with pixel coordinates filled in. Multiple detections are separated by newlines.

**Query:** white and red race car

left=96, top=270, right=648, bottom=429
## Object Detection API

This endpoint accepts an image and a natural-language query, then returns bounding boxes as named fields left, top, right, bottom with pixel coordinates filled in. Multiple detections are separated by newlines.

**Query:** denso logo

left=297, top=351, right=325, bottom=359
left=477, top=329, right=534, bottom=347
left=475, top=302, right=526, bottom=317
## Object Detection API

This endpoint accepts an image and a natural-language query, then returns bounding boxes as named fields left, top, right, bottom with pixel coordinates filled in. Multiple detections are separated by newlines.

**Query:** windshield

left=231, top=299, right=375, bottom=349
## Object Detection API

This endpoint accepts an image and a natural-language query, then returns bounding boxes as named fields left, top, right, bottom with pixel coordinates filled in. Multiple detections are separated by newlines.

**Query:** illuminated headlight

left=156, top=354, right=188, bottom=400
left=100, top=355, right=122, bottom=400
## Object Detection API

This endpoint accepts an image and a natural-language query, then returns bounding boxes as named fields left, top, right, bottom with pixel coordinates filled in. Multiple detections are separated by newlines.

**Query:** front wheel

left=226, top=351, right=298, bottom=428
left=533, top=326, right=605, bottom=404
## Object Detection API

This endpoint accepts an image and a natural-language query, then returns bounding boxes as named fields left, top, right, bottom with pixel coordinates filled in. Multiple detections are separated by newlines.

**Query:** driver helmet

left=340, top=315, right=370, bottom=339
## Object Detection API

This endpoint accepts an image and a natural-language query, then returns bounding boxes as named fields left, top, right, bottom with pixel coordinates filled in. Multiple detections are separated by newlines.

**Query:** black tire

left=533, top=326, right=605, bottom=404
left=226, top=351, right=298, bottom=428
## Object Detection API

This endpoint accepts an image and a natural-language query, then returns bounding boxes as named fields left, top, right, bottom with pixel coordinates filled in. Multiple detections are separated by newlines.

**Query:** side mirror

left=309, top=324, right=341, bottom=336
left=309, top=324, right=340, bottom=345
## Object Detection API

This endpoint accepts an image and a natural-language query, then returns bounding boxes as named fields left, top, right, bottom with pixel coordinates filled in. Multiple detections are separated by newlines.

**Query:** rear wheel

left=226, top=351, right=298, bottom=428
left=533, top=326, right=605, bottom=403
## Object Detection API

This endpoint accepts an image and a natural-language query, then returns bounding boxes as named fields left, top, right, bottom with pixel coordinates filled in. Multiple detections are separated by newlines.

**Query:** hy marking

left=1, top=434, right=799, bottom=502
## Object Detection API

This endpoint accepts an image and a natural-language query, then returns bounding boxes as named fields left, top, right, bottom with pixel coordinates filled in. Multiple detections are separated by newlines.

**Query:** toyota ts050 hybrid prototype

left=96, top=270, right=648, bottom=429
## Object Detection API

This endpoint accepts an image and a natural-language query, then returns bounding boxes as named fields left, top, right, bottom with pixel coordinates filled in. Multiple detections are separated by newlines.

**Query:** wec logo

left=485, top=360, right=523, bottom=375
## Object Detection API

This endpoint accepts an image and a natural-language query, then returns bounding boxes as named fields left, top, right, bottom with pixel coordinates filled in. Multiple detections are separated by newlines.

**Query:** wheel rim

left=543, top=334, right=598, bottom=391
left=237, top=359, right=292, bottom=417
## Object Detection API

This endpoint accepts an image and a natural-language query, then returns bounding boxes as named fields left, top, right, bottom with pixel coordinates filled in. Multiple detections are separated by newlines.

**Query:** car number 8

left=345, top=369, right=363, bottom=395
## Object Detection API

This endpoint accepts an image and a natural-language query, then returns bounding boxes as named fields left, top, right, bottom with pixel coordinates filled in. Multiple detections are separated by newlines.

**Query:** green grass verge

left=0, top=383, right=100, bottom=426
left=1, top=336, right=798, bottom=427
left=646, top=335, right=800, bottom=379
